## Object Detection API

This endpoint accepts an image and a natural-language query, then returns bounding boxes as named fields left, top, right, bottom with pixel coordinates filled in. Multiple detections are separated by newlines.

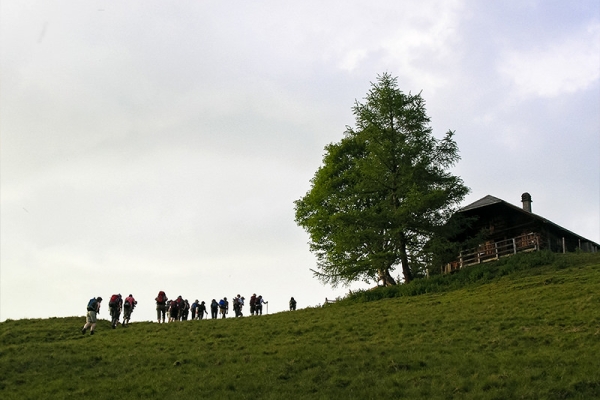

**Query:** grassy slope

left=1, top=253, right=599, bottom=399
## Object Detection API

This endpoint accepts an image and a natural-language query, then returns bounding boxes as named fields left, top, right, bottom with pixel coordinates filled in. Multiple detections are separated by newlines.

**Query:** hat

left=97, top=297, right=103, bottom=302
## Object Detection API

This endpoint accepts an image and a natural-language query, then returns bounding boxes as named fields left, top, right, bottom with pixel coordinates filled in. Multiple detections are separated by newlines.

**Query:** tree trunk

left=378, top=268, right=397, bottom=286
left=399, top=234, right=413, bottom=283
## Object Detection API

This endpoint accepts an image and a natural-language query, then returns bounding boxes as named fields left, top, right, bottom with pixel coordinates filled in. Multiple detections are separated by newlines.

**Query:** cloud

left=499, top=22, right=600, bottom=98
left=1, top=1, right=599, bottom=322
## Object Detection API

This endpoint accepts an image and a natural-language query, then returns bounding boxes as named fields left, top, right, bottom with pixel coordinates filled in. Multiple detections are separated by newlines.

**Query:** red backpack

left=124, top=296, right=135, bottom=309
left=109, top=294, right=120, bottom=306
left=156, top=291, right=166, bottom=304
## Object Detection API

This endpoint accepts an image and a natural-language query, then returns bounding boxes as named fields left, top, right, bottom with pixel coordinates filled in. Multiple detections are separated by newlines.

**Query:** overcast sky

left=1, top=1, right=599, bottom=323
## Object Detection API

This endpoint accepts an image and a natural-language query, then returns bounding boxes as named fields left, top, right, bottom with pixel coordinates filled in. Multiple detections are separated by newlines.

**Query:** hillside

left=1, top=252, right=599, bottom=399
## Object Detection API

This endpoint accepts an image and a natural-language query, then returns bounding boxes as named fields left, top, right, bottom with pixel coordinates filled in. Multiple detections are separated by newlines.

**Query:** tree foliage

left=294, top=73, right=469, bottom=287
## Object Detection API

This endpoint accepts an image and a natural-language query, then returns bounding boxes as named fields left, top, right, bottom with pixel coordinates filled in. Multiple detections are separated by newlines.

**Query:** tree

left=294, top=73, right=469, bottom=286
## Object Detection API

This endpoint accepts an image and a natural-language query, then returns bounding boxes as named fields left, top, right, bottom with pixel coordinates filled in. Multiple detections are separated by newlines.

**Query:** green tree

left=294, top=73, right=469, bottom=286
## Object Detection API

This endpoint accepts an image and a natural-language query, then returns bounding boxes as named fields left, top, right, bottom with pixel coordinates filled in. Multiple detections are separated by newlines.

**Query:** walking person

left=249, top=293, right=257, bottom=316
left=175, top=296, right=185, bottom=321
left=289, top=297, right=297, bottom=311
left=219, top=297, right=229, bottom=319
left=198, top=301, right=207, bottom=319
left=108, top=294, right=123, bottom=329
left=155, top=291, right=168, bottom=323
left=82, top=296, right=102, bottom=335
left=182, top=299, right=190, bottom=321
left=169, top=299, right=179, bottom=323
left=191, top=300, right=199, bottom=320
left=232, top=295, right=240, bottom=317
left=238, top=296, right=245, bottom=317
left=210, top=299, right=219, bottom=319
left=123, top=294, right=137, bottom=326
left=255, top=295, right=268, bottom=315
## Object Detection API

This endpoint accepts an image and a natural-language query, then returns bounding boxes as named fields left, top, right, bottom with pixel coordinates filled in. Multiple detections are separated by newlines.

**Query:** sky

left=1, top=1, right=599, bottom=323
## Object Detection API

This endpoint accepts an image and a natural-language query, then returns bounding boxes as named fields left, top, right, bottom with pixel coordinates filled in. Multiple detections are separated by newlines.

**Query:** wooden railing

left=444, top=233, right=540, bottom=274
left=323, top=298, right=337, bottom=306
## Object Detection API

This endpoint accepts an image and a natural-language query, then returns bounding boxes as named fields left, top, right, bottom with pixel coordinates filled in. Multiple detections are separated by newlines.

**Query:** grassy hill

left=1, top=252, right=599, bottom=399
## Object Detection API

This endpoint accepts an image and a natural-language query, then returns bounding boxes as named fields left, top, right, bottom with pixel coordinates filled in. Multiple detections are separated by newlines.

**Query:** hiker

left=175, top=296, right=185, bottom=321
left=238, top=296, right=245, bottom=317
left=191, top=300, right=199, bottom=320
left=82, top=296, right=102, bottom=335
left=219, top=297, right=229, bottom=319
left=123, top=294, right=137, bottom=326
left=289, top=297, right=296, bottom=311
left=255, top=295, right=268, bottom=315
left=181, top=299, right=190, bottom=321
left=210, top=299, right=219, bottom=319
left=169, top=299, right=179, bottom=323
left=249, top=293, right=257, bottom=315
left=198, top=301, right=208, bottom=319
left=108, top=294, right=123, bottom=329
left=155, top=291, right=168, bottom=323
left=232, top=295, right=240, bottom=317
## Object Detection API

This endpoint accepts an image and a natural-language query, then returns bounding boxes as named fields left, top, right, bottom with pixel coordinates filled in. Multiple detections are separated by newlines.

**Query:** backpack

left=124, top=299, right=131, bottom=309
left=109, top=294, right=120, bottom=307
left=87, top=298, right=97, bottom=311
left=157, top=291, right=166, bottom=304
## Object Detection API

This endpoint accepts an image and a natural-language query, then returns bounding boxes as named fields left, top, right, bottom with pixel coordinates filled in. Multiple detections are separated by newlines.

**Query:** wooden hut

left=443, top=193, right=599, bottom=273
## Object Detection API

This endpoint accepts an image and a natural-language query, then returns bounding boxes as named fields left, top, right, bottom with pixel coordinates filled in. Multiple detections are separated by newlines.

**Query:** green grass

left=2, top=252, right=600, bottom=399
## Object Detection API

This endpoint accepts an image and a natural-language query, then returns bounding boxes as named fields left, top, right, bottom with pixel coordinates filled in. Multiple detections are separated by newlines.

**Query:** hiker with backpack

left=169, top=298, right=180, bottom=322
left=198, top=301, right=208, bottom=319
left=238, top=296, right=245, bottom=317
left=82, top=296, right=102, bottom=335
left=155, top=290, right=168, bottom=323
left=122, top=294, right=137, bottom=326
left=219, top=297, right=229, bottom=319
left=210, top=299, right=219, bottom=319
left=191, top=300, right=199, bottom=320
left=108, top=294, right=123, bottom=329
left=249, top=294, right=257, bottom=315
left=233, top=294, right=245, bottom=317
left=255, top=295, right=268, bottom=315
left=181, top=299, right=191, bottom=321
left=232, top=296, right=240, bottom=317
left=289, top=297, right=296, bottom=311
left=175, top=296, right=185, bottom=321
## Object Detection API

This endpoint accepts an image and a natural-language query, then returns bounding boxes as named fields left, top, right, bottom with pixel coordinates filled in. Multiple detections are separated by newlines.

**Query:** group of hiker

left=82, top=291, right=298, bottom=334
left=154, top=291, right=271, bottom=323
left=81, top=293, right=137, bottom=335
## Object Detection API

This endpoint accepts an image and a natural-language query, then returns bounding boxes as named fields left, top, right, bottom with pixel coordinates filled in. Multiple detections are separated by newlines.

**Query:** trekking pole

left=267, top=303, right=269, bottom=315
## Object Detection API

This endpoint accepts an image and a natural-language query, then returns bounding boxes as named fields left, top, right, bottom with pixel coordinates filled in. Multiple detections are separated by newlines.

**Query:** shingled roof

left=458, top=194, right=599, bottom=247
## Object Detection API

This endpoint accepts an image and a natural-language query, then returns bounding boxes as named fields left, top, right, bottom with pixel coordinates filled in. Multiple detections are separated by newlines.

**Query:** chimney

left=521, top=192, right=532, bottom=213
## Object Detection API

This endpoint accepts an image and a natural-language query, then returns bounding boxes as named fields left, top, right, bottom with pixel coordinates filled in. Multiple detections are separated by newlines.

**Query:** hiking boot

left=90, top=331, right=95, bottom=335
left=81, top=328, right=86, bottom=335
